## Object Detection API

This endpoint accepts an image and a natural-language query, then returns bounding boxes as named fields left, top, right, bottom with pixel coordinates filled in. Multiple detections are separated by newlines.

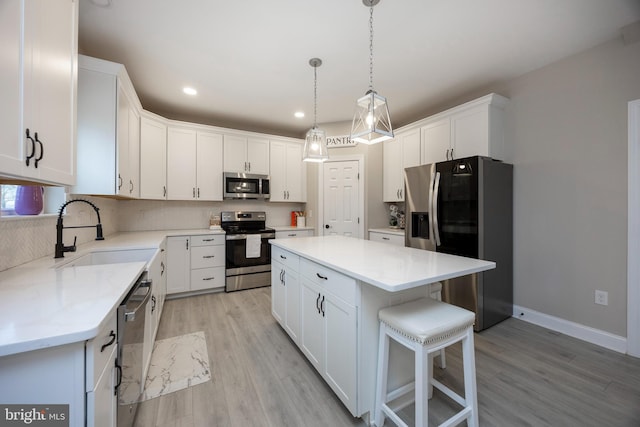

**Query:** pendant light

left=350, top=0, right=393, bottom=145
left=303, top=58, right=329, bottom=162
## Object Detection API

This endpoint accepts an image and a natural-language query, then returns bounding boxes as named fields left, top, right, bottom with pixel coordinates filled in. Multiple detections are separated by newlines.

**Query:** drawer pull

left=280, top=254, right=287, bottom=259
left=203, top=277, right=215, bottom=281
left=382, top=237, right=390, bottom=240
left=202, top=238, right=216, bottom=242
left=288, top=234, right=296, bottom=237
left=203, top=255, right=215, bottom=259
left=316, top=273, right=328, bottom=280
left=101, top=330, right=116, bottom=353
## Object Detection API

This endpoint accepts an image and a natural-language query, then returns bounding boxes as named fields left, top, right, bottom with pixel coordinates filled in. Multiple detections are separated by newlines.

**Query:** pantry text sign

left=326, top=135, right=357, bottom=148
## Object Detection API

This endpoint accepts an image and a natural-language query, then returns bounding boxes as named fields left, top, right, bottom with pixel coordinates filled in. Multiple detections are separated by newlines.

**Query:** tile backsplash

left=1, top=196, right=303, bottom=272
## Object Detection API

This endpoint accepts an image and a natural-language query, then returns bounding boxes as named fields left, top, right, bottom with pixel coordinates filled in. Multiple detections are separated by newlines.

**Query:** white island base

left=270, top=236, right=496, bottom=421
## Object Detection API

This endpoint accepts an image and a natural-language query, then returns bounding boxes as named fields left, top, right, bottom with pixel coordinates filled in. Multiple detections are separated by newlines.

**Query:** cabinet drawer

left=369, top=231, right=404, bottom=246
left=191, top=245, right=225, bottom=269
left=86, top=311, right=117, bottom=390
left=272, top=246, right=299, bottom=272
left=191, top=266, right=225, bottom=291
left=191, top=234, right=224, bottom=246
left=300, top=258, right=356, bottom=304
left=275, top=230, right=312, bottom=239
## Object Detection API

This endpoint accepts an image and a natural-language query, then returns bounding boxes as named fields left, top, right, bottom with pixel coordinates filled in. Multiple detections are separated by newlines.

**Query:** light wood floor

left=134, top=287, right=640, bottom=427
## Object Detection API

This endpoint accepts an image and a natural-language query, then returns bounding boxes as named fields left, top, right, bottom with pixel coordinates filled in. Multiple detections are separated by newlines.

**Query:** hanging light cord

left=369, top=4, right=374, bottom=92
left=313, top=64, right=318, bottom=128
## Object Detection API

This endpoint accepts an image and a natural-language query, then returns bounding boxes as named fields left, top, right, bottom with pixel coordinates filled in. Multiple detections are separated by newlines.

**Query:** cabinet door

left=116, top=83, right=131, bottom=197
left=223, top=135, right=248, bottom=173
left=196, top=131, right=223, bottom=200
left=247, top=137, right=269, bottom=174
left=421, top=118, right=451, bottom=165
left=140, top=116, right=167, bottom=200
left=271, top=262, right=286, bottom=325
left=21, top=0, right=77, bottom=186
left=127, top=107, right=140, bottom=198
left=0, top=0, right=24, bottom=178
left=166, top=236, right=190, bottom=294
left=383, top=137, right=402, bottom=202
left=451, top=106, right=490, bottom=160
left=324, top=294, right=357, bottom=414
left=269, top=141, right=287, bottom=201
left=285, top=142, right=304, bottom=201
left=86, top=345, right=117, bottom=427
left=284, top=267, right=301, bottom=343
left=167, top=128, right=197, bottom=200
left=300, top=278, right=324, bottom=373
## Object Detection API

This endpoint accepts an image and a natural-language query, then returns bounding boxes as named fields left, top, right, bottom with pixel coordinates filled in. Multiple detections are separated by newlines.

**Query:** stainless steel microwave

left=223, top=172, right=270, bottom=199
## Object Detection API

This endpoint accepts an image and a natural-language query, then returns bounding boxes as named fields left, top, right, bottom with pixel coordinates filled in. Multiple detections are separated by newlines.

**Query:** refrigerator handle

left=428, top=169, right=435, bottom=245
left=433, top=171, right=442, bottom=246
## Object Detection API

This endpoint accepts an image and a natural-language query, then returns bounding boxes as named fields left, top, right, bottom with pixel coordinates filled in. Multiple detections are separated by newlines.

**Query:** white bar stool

left=374, top=297, right=478, bottom=427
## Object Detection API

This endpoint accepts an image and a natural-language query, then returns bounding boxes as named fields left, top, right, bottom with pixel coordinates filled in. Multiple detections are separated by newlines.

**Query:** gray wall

left=503, top=36, right=640, bottom=336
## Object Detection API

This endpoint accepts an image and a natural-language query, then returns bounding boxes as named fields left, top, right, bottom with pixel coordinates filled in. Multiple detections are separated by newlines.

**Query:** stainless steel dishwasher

left=116, top=272, right=152, bottom=427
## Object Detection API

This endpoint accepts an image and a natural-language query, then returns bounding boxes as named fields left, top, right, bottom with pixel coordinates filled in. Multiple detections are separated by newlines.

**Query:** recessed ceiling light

left=294, top=111, right=305, bottom=118
left=183, top=87, right=197, bottom=96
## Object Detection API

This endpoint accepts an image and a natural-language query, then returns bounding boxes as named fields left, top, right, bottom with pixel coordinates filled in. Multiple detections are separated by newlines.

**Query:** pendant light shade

left=303, top=58, right=329, bottom=162
left=350, top=0, right=393, bottom=145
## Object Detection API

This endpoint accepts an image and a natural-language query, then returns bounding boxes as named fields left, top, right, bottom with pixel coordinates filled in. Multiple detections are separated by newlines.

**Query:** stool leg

left=415, top=345, right=429, bottom=427
left=462, top=328, right=479, bottom=427
left=374, top=323, right=390, bottom=427
left=430, top=287, right=446, bottom=370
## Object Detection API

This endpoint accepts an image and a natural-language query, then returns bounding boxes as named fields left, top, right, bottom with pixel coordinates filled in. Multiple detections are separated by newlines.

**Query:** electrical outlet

left=595, top=290, right=608, bottom=306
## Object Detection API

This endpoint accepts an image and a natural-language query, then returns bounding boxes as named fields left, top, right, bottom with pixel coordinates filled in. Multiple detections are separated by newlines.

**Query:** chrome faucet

left=55, top=199, right=105, bottom=258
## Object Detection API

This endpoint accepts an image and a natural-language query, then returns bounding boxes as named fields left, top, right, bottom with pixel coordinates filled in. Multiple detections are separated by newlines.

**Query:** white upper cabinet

left=0, top=0, right=78, bottom=186
left=224, top=135, right=269, bottom=174
left=420, top=93, right=508, bottom=165
left=382, top=128, right=420, bottom=202
left=140, top=114, right=167, bottom=200
left=270, top=139, right=306, bottom=202
left=167, top=126, right=223, bottom=201
left=73, top=55, right=141, bottom=197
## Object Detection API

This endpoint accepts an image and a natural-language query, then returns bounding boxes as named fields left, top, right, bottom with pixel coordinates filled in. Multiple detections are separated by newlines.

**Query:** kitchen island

left=269, top=235, right=495, bottom=420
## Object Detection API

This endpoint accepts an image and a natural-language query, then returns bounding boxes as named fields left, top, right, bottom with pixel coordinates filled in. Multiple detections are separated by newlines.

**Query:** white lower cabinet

left=271, top=247, right=301, bottom=344
left=0, top=311, right=119, bottom=426
left=167, top=234, right=225, bottom=295
left=272, top=248, right=357, bottom=416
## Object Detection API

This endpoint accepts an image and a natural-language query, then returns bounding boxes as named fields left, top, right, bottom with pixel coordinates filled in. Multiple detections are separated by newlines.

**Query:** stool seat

left=379, top=297, right=475, bottom=346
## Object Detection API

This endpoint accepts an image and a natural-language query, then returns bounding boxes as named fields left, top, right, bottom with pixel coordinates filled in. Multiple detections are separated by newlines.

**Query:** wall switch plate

left=595, top=290, right=608, bottom=306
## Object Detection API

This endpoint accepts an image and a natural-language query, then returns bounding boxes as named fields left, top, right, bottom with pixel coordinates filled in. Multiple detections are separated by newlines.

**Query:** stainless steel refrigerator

left=404, top=156, right=513, bottom=331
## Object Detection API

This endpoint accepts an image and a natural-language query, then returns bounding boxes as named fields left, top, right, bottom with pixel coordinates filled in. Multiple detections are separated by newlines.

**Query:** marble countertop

left=368, top=227, right=405, bottom=236
left=270, top=235, right=495, bottom=292
left=0, top=228, right=224, bottom=357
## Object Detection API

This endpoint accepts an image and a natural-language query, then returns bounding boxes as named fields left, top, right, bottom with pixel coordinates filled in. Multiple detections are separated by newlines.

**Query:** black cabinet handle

left=34, top=132, right=43, bottom=168
left=101, top=330, right=116, bottom=352
left=161, top=261, right=165, bottom=276
left=203, top=276, right=215, bottom=281
left=163, top=186, right=167, bottom=197
left=151, top=295, right=156, bottom=312
left=25, top=129, right=36, bottom=166
left=316, top=293, right=321, bottom=314
left=118, top=174, right=123, bottom=190
left=186, top=239, right=189, bottom=250
left=129, top=180, right=133, bottom=193
left=316, top=273, right=328, bottom=280
left=280, top=254, right=286, bottom=259
left=114, top=361, right=122, bottom=396
left=321, top=295, right=325, bottom=317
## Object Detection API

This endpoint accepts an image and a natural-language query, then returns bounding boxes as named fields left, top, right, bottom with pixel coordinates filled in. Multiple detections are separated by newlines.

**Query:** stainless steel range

left=221, top=211, right=275, bottom=292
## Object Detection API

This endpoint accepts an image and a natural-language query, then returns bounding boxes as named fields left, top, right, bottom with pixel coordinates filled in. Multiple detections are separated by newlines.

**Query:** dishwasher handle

left=124, top=280, right=152, bottom=322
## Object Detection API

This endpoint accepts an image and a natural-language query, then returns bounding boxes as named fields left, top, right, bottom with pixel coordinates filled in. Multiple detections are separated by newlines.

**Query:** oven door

left=225, top=232, right=273, bottom=275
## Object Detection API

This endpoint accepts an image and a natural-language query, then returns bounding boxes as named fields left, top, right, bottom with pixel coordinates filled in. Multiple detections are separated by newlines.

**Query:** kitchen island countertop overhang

left=269, top=235, right=496, bottom=292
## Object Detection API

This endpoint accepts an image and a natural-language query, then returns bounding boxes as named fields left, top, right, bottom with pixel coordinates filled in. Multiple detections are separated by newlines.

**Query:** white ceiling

left=78, top=0, right=640, bottom=138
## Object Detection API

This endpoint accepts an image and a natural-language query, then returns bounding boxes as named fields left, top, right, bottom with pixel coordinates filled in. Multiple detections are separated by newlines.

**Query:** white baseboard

left=512, top=305, right=627, bottom=354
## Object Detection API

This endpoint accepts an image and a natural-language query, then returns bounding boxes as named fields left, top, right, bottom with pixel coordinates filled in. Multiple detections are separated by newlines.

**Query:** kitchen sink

left=57, top=248, right=156, bottom=269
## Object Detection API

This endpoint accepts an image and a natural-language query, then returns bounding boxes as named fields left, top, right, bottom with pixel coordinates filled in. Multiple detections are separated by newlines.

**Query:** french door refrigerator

left=404, top=155, right=513, bottom=331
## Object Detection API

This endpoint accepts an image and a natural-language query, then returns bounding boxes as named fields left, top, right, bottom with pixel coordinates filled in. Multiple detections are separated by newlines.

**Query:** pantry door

left=322, top=159, right=361, bottom=237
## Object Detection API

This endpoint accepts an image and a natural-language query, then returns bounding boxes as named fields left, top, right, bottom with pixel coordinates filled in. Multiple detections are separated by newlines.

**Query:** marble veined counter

left=0, top=228, right=225, bottom=357
left=270, top=235, right=495, bottom=292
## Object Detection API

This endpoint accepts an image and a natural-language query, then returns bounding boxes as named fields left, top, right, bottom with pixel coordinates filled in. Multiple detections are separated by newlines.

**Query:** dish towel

left=245, top=234, right=261, bottom=258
